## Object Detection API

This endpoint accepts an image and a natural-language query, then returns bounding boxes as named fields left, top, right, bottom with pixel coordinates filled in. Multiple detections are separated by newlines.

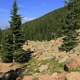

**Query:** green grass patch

left=48, top=61, right=64, bottom=74
left=22, top=58, right=65, bottom=75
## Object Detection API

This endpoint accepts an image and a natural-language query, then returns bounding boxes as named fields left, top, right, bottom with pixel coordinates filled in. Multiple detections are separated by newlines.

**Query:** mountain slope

left=23, top=7, right=66, bottom=41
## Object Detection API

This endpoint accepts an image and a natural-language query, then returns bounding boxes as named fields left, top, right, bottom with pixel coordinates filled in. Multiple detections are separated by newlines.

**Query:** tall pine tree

left=10, top=0, right=25, bottom=62
left=10, top=0, right=24, bottom=49
left=1, top=0, right=26, bottom=63
left=59, top=0, right=80, bottom=52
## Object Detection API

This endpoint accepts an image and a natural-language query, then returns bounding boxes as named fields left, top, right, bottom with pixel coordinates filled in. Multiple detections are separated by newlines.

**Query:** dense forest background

left=23, top=8, right=66, bottom=41
left=1, top=7, right=66, bottom=41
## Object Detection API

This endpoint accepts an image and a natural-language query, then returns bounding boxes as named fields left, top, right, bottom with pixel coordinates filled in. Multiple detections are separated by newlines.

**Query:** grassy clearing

left=22, top=58, right=65, bottom=76
left=48, top=61, right=64, bottom=74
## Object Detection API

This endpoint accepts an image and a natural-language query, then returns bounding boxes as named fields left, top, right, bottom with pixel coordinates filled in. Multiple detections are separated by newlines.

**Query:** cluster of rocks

left=0, top=55, right=80, bottom=80
left=23, top=37, right=80, bottom=62
left=64, top=56, right=80, bottom=71
left=23, top=38, right=69, bottom=61
left=17, top=54, right=80, bottom=80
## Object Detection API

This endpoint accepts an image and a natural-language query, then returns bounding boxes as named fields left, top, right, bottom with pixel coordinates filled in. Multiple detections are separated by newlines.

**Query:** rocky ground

left=23, top=37, right=80, bottom=62
left=0, top=38, right=80, bottom=80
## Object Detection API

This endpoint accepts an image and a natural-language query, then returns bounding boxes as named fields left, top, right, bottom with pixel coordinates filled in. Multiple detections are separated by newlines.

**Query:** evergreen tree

left=59, top=0, right=80, bottom=52
left=1, top=31, right=13, bottom=62
left=0, top=28, right=2, bottom=48
left=10, top=0, right=24, bottom=49
left=9, top=0, right=25, bottom=62
left=0, top=28, right=2, bottom=58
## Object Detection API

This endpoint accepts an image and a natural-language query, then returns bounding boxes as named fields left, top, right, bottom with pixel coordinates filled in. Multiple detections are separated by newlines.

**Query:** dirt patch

left=0, top=63, right=21, bottom=73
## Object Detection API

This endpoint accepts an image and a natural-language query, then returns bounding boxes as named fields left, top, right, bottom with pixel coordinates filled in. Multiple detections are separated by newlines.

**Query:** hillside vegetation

left=23, top=8, right=66, bottom=41
left=1, top=8, right=66, bottom=41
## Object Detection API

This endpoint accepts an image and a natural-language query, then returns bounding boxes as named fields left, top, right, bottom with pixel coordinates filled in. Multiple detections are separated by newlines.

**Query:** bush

left=1, top=51, right=13, bottom=63
left=14, top=49, right=32, bottom=63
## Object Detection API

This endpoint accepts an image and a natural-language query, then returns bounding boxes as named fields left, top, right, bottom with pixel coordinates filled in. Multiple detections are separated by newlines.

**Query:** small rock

left=64, top=56, right=80, bottom=71
left=39, top=65, right=48, bottom=72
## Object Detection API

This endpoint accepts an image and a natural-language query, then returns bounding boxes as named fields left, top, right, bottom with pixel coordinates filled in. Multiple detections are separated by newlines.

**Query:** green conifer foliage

left=1, top=0, right=25, bottom=62
left=1, top=31, right=13, bottom=62
left=10, top=0, right=24, bottom=50
left=59, top=0, right=80, bottom=52
left=10, top=0, right=25, bottom=62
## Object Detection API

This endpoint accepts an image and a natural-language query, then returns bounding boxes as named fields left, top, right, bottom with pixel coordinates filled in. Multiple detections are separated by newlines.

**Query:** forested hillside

left=23, top=7, right=66, bottom=41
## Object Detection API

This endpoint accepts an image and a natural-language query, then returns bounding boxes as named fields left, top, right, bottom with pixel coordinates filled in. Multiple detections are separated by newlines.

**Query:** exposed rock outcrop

left=64, top=56, right=80, bottom=71
left=22, top=38, right=69, bottom=62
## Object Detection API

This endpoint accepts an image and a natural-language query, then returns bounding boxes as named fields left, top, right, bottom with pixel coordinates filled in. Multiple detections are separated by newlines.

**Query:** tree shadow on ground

left=0, top=50, right=34, bottom=80
left=0, top=68, right=25, bottom=80
left=15, top=50, right=34, bottom=63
